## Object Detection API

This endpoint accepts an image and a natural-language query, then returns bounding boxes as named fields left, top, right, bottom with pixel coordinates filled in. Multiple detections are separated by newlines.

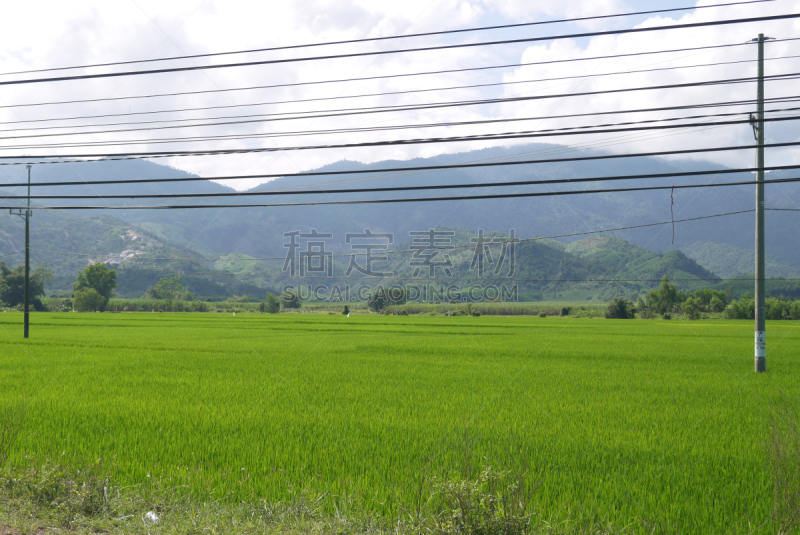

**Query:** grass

left=384, top=301, right=605, bottom=316
left=0, top=312, right=798, bottom=533
left=41, top=297, right=372, bottom=314
left=41, top=297, right=601, bottom=316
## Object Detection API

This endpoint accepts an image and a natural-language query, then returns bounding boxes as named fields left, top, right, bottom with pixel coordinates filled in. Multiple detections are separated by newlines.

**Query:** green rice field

left=0, top=312, right=798, bottom=532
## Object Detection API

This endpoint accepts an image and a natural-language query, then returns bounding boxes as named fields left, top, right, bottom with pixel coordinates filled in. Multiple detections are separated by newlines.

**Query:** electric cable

left=1, top=140, right=797, bottom=172
left=4, top=105, right=798, bottom=151
left=8, top=177, right=800, bottom=210
left=2, top=0, right=777, bottom=77
left=28, top=207, right=759, bottom=261
left=2, top=13, right=797, bottom=87
left=3, top=73, right=798, bottom=139
left=5, top=38, right=800, bottom=111
left=8, top=164, right=800, bottom=200
left=7, top=54, right=800, bottom=130
left=1, top=114, right=798, bottom=160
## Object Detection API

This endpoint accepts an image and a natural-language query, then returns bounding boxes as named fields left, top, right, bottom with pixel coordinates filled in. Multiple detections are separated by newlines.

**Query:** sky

left=0, top=0, right=798, bottom=190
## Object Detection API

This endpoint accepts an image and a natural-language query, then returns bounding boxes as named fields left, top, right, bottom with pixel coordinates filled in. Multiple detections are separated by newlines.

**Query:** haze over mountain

left=0, top=143, right=797, bottom=298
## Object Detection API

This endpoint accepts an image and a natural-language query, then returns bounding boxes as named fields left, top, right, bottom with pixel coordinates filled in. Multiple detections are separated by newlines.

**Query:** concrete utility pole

left=24, top=164, right=31, bottom=338
left=9, top=165, right=32, bottom=338
left=751, top=33, right=773, bottom=373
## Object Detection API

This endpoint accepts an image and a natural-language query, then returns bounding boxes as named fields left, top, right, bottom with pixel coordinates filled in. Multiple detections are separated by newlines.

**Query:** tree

left=693, top=288, right=727, bottom=309
left=280, top=290, right=301, bottom=309
left=367, top=287, right=408, bottom=312
left=0, top=262, right=52, bottom=310
left=73, top=288, right=106, bottom=312
left=640, top=276, right=683, bottom=317
left=74, top=263, right=117, bottom=311
left=263, top=293, right=280, bottom=313
left=605, top=298, right=635, bottom=319
left=681, top=297, right=702, bottom=320
left=144, top=275, right=188, bottom=311
left=342, top=305, right=350, bottom=315
left=709, top=295, right=726, bottom=313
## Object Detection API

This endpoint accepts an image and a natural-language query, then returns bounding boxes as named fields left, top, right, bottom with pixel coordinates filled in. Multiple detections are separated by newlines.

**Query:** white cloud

left=0, top=0, right=796, bottom=189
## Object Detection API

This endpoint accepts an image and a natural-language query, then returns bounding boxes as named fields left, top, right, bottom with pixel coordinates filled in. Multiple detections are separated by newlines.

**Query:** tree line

left=606, top=276, right=800, bottom=320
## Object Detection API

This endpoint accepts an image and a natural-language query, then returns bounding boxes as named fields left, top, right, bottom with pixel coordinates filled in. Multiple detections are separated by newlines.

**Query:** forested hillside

left=0, top=144, right=796, bottom=299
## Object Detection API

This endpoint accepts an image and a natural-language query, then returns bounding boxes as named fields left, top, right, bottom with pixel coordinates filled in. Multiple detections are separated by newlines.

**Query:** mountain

left=681, top=241, right=800, bottom=278
left=0, top=144, right=796, bottom=300
left=35, top=143, right=792, bottom=268
left=173, top=229, right=721, bottom=302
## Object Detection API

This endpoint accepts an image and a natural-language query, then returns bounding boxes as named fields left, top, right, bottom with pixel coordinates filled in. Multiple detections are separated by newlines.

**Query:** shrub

left=1, top=262, right=52, bottom=308
left=280, top=290, right=301, bottom=309
left=3, top=460, right=109, bottom=519
left=605, top=298, right=635, bottom=319
left=560, top=307, right=571, bottom=316
left=343, top=305, right=350, bottom=315
left=367, top=287, right=407, bottom=312
left=73, top=263, right=116, bottom=305
left=538, top=312, right=547, bottom=318
left=694, top=288, right=727, bottom=309
left=433, top=466, right=532, bottom=535
left=73, top=288, right=107, bottom=312
left=263, top=293, right=280, bottom=313
left=725, top=295, right=755, bottom=319
left=769, top=400, right=800, bottom=534
left=709, top=295, right=726, bottom=313
left=681, top=297, right=702, bottom=320
left=144, top=276, right=194, bottom=310
left=638, top=276, right=683, bottom=316
left=32, top=297, right=48, bottom=312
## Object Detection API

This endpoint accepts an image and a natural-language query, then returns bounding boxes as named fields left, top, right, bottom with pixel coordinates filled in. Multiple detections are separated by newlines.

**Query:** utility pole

left=750, top=34, right=773, bottom=373
left=9, top=165, right=32, bottom=338
left=24, top=164, right=31, bottom=338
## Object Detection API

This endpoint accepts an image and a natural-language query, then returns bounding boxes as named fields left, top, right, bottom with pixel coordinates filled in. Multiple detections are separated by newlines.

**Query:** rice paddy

left=0, top=311, right=798, bottom=533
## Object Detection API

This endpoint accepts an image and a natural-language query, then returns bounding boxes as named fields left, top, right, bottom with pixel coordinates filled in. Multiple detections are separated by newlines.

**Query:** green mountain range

left=0, top=143, right=796, bottom=301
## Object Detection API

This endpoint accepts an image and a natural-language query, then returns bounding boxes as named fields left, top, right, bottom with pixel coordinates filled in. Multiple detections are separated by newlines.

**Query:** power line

left=5, top=105, right=798, bottom=151
left=3, top=0, right=777, bottom=77
left=7, top=38, right=800, bottom=112
left=3, top=13, right=798, bottom=87
left=10, top=164, right=800, bottom=200
left=5, top=106, right=799, bottom=152
left=2, top=113, right=798, bottom=159
left=2, top=139, right=798, bottom=171
left=28, top=208, right=758, bottom=261
left=8, top=55, right=800, bottom=130
left=109, top=268, right=779, bottom=283
left=9, top=177, right=800, bottom=210
left=3, top=72, right=798, bottom=140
